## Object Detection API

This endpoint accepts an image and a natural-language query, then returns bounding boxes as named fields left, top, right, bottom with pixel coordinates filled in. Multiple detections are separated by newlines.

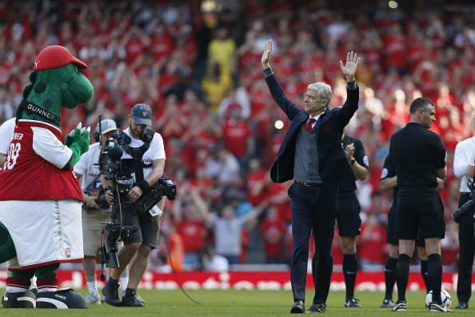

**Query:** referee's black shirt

left=389, top=122, right=446, bottom=190
left=381, top=154, right=398, bottom=204
left=339, top=135, right=368, bottom=192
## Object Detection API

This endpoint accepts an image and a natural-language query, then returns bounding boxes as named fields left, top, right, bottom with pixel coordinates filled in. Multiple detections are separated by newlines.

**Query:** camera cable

left=160, top=227, right=202, bottom=305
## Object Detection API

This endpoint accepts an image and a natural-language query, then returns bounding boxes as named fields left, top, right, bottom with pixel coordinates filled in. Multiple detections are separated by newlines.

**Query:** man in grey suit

left=261, top=39, right=359, bottom=314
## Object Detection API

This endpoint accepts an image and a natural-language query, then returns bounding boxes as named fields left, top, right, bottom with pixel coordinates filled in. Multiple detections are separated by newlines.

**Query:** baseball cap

left=98, top=119, right=118, bottom=135
left=34, top=45, right=88, bottom=71
left=131, top=103, right=152, bottom=126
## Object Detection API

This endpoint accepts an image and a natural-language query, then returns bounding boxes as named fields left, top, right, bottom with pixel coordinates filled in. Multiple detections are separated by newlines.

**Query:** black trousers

left=456, top=193, right=475, bottom=303
left=289, top=183, right=336, bottom=304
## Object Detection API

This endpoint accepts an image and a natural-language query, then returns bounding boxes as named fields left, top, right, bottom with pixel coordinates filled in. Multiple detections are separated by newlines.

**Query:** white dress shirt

left=453, top=136, right=475, bottom=193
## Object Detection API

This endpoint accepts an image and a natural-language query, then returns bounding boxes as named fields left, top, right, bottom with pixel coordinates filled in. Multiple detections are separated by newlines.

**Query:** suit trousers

left=289, top=183, right=336, bottom=304
left=456, top=193, right=475, bottom=303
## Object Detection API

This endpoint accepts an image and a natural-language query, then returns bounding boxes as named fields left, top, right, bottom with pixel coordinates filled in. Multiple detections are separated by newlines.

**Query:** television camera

left=97, top=126, right=176, bottom=269
left=452, top=178, right=475, bottom=225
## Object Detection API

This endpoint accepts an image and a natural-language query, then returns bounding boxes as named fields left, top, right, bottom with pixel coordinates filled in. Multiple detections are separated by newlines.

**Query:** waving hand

left=339, top=51, right=359, bottom=82
left=261, top=40, right=273, bottom=69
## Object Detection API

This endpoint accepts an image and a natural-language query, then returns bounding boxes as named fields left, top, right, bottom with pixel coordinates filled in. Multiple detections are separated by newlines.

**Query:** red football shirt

left=0, top=120, right=82, bottom=201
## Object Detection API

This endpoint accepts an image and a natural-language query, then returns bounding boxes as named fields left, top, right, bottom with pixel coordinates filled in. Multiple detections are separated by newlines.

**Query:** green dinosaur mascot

left=0, top=45, right=94, bottom=309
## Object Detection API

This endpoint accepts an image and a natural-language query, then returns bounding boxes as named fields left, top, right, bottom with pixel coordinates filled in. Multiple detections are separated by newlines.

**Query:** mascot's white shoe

left=2, top=290, right=37, bottom=308
left=36, top=288, right=87, bottom=309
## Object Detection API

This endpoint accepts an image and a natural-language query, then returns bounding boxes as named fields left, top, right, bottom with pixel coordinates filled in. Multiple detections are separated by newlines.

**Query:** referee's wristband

left=134, top=180, right=150, bottom=193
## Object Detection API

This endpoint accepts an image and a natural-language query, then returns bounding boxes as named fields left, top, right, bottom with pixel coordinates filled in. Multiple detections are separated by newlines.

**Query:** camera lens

left=452, top=200, right=475, bottom=223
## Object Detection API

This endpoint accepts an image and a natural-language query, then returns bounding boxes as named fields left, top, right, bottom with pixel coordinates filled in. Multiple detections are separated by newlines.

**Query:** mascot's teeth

left=76, top=122, right=82, bottom=129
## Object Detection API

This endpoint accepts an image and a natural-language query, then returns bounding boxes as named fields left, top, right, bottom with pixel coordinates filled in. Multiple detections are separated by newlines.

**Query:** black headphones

left=94, top=130, right=100, bottom=142
left=141, top=127, right=154, bottom=143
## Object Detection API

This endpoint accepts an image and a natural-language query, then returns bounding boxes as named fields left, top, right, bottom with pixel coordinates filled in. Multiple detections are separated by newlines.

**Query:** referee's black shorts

left=396, top=189, right=445, bottom=240
left=336, top=191, right=361, bottom=237
left=387, top=204, right=425, bottom=247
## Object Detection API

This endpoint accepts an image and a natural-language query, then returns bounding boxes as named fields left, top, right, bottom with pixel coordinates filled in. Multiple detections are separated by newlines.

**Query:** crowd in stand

left=1, top=0, right=474, bottom=271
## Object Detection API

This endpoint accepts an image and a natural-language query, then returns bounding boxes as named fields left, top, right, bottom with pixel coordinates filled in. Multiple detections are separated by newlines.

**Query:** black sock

left=428, top=254, right=442, bottom=304
left=420, top=260, right=430, bottom=293
left=384, top=257, right=397, bottom=300
left=343, top=254, right=357, bottom=300
left=106, top=277, right=118, bottom=289
left=125, top=288, right=136, bottom=297
left=396, top=254, right=411, bottom=303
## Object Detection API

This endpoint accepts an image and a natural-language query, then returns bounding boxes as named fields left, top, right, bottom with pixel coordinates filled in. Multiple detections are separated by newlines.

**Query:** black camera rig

left=97, top=130, right=136, bottom=268
left=452, top=178, right=475, bottom=224
left=83, top=182, right=110, bottom=210
left=96, top=122, right=176, bottom=269
left=134, top=176, right=177, bottom=214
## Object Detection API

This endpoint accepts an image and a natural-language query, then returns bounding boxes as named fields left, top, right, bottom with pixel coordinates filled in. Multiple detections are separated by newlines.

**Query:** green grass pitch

left=0, top=289, right=471, bottom=316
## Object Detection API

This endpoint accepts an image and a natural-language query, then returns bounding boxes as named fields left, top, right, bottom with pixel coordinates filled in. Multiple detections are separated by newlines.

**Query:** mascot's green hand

left=65, top=122, right=83, bottom=146
left=64, top=123, right=90, bottom=169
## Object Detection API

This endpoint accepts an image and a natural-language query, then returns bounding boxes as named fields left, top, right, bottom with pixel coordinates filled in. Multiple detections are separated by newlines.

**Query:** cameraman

left=73, top=119, right=119, bottom=305
left=102, top=103, right=166, bottom=307
left=452, top=132, right=475, bottom=310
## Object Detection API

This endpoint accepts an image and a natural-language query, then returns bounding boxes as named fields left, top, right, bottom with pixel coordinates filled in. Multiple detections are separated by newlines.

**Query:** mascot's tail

left=0, top=221, right=16, bottom=263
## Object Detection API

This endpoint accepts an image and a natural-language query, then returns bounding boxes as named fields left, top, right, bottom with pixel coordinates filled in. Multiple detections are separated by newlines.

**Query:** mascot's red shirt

left=0, top=120, right=82, bottom=201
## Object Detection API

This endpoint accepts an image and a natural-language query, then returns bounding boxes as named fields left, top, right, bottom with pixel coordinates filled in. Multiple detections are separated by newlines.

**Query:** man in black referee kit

left=334, top=130, right=368, bottom=308
left=389, top=97, right=447, bottom=312
left=379, top=153, right=444, bottom=308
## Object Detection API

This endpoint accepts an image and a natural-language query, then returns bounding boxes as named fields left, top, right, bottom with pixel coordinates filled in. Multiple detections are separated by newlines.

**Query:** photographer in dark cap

left=74, top=119, right=119, bottom=305
left=102, top=103, right=166, bottom=307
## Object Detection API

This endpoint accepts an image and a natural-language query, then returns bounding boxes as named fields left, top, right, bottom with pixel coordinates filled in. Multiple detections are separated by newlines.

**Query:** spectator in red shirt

left=221, top=105, right=255, bottom=167
left=260, top=206, right=287, bottom=263
left=246, top=157, right=270, bottom=207
left=382, top=23, right=407, bottom=74
left=267, top=181, right=292, bottom=224
left=173, top=185, right=208, bottom=270
left=358, top=212, right=387, bottom=269
left=121, top=26, right=149, bottom=67
left=148, top=22, right=174, bottom=63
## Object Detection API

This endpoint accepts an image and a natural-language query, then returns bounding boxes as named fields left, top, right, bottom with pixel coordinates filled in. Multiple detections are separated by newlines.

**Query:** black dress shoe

left=290, top=300, right=305, bottom=314
left=455, top=302, right=468, bottom=309
left=307, top=303, right=326, bottom=313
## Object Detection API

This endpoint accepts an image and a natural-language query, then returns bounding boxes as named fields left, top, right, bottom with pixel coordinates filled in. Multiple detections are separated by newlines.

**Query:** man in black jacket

left=261, top=39, right=359, bottom=314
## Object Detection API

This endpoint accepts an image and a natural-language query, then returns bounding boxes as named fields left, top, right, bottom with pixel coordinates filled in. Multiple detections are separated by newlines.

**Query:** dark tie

left=305, top=118, right=316, bottom=132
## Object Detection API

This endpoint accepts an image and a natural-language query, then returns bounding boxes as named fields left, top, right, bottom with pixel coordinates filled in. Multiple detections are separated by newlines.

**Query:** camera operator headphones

left=141, top=127, right=154, bottom=143
left=94, top=130, right=100, bottom=142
